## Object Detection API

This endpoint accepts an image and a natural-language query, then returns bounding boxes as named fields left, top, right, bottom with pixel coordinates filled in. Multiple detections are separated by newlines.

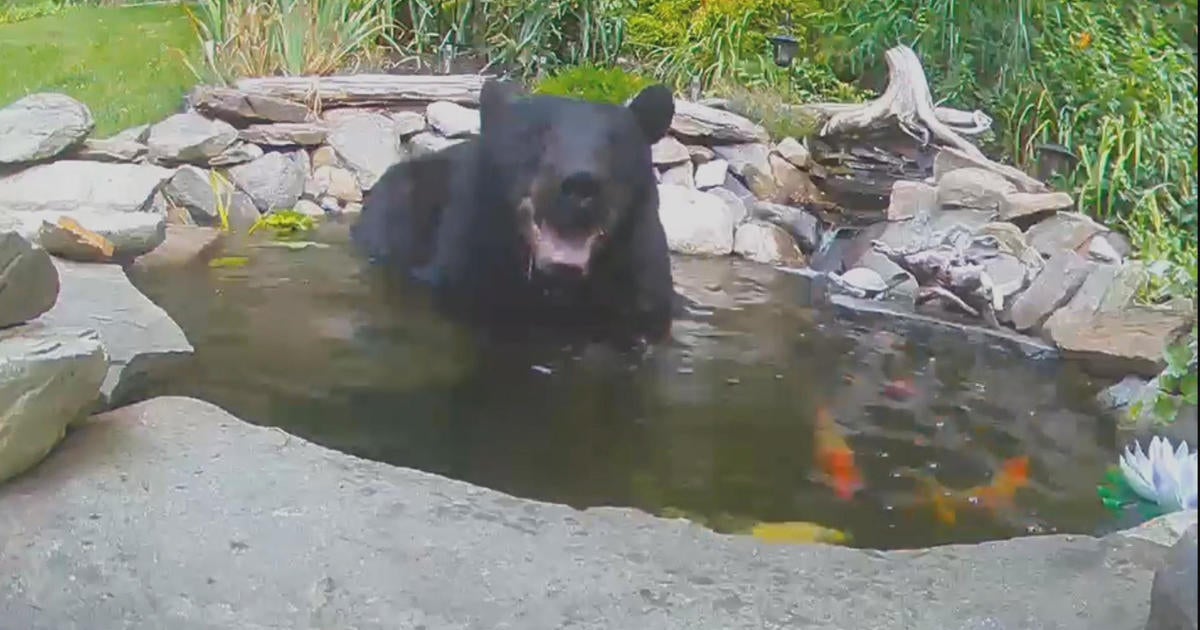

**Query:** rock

left=0, top=93, right=94, bottom=164
left=975, top=221, right=1045, bottom=271
left=767, top=154, right=824, bottom=206
left=1051, top=306, right=1195, bottom=377
left=227, top=151, right=306, bottom=213
left=936, top=167, right=1018, bottom=210
left=831, top=267, right=889, bottom=298
left=318, top=196, right=342, bottom=214
left=208, top=141, right=264, bottom=167
left=978, top=254, right=1026, bottom=307
left=706, top=187, right=747, bottom=225
left=750, top=201, right=822, bottom=254
left=390, top=111, right=427, bottom=137
left=1009, top=251, right=1092, bottom=332
left=774, top=137, right=810, bottom=170
left=424, top=101, right=480, bottom=138
left=1025, top=211, right=1108, bottom=258
left=694, top=159, right=728, bottom=189
left=687, top=145, right=715, bottom=164
left=33, top=211, right=165, bottom=262
left=656, top=185, right=735, bottom=256
left=238, top=122, right=327, bottom=147
left=1097, top=262, right=1148, bottom=314
left=293, top=199, right=325, bottom=218
left=660, top=163, right=695, bottom=188
left=721, top=172, right=755, bottom=202
left=188, top=85, right=310, bottom=125
left=999, top=191, right=1074, bottom=221
left=732, top=220, right=804, bottom=266
left=1088, top=234, right=1123, bottom=263
left=310, top=145, right=339, bottom=169
left=887, top=180, right=936, bottom=221
left=671, top=100, right=769, bottom=143
left=342, top=201, right=363, bottom=215
left=0, top=325, right=106, bottom=483
left=324, top=112, right=404, bottom=189
left=37, top=259, right=192, bottom=403
left=312, top=166, right=362, bottom=203
left=1042, top=263, right=1120, bottom=339
left=713, top=143, right=771, bottom=182
left=145, top=113, right=239, bottom=164
left=162, top=165, right=221, bottom=224
left=651, top=136, right=690, bottom=166
left=1145, top=524, right=1198, bottom=630
left=408, top=131, right=464, bottom=156
left=130, top=225, right=224, bottom=270
left=0, top=232, right=58, bottom=329
left=0, top=394, right=1170, bottom=630
left=932, top=150, right=978, bottom=180
left=74, top=136, right=147, bottom=163
left=0, top=161, right=173, bottom=214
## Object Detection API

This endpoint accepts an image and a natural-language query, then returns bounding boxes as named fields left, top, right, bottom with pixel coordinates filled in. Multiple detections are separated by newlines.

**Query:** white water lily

left=1119, top=436, right=1198, bottom=513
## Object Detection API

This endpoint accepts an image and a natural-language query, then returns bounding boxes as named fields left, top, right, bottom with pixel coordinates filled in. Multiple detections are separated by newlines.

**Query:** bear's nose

left=560, top=172, right=601, bottom=205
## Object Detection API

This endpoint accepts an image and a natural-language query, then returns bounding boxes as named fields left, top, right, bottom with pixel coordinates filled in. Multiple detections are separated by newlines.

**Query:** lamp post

left=768, top=13, right=799, bottom=68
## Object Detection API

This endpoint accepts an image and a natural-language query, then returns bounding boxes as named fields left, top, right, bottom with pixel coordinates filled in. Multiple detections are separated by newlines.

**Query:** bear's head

left=477, top=79, right=675, bottom=278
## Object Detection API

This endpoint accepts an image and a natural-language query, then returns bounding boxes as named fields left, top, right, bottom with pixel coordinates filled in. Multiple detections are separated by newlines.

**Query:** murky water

left=127, top=219, right=1121, bottom=550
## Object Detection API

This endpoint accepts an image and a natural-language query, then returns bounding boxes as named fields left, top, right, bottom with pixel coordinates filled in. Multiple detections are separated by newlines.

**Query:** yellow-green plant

left=533, top=64, right=653, bottom=104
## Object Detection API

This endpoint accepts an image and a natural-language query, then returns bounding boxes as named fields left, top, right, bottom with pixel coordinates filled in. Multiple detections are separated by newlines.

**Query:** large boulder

left=145, top=113, right=239, bottom=164
left=656, top=184, right=736, bottom=256
left=37, top=259, right=192, bottom=404
left=936, top=167, right=1017, bottom=211
left=0, top=161, right=173, bottom=214
left=324, top=111, right=405, bottom=189
left=1009, top=251, right=1092, bottom=332
left=1050, top=305, right=1195, bottom=377
left=670, top=100, right=769, bottom=143
left=0, top=325, right=107, bottom=483
left=0, top=93, right=95, bottom=164
left=887, top=180, right=937, bottom=221
left=0, top=232, right=58, bottom=329
left=1145, top=524, right=1198, bottom=630
left=226, top=151, right=306, bottom=213
left=1025, top=211, right=1109, bottom=258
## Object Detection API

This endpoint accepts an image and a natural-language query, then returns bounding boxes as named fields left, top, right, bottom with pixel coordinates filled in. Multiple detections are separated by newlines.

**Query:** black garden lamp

left=768, top=13, right=799, bottom=68
left=1034, top=143, right=1080, bottom=183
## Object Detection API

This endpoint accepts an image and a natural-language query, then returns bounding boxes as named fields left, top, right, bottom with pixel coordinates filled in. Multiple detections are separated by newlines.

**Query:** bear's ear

left=479, top=79, right=524, bottom=133
left=626, top=84, right=675, bottom=144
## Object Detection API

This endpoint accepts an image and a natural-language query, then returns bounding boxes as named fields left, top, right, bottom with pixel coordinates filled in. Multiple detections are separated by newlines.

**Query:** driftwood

left=800, top=45, right=1048, bottom=194
left=233, top=74, right=492, bottom=109
left=872, top=238, right=1002, bottom=328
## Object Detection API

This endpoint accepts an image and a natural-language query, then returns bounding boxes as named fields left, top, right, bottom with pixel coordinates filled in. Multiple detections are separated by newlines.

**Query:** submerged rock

left=0, top=232, right=58, bottom=329
left=0, top=93, right=94, bottom=165
left=130, top=225, right=224, bottom=271
left=0, top=325, right=107, bottom=483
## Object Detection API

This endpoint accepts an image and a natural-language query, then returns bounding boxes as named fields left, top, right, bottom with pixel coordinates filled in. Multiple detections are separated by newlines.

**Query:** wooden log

left=798, top=45, right=1048, bottom=194
left=233, top=74, right=493, bottom=108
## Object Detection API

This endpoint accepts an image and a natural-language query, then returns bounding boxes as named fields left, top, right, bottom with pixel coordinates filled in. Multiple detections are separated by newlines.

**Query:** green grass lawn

left=0, top=3, right=200, bottom=136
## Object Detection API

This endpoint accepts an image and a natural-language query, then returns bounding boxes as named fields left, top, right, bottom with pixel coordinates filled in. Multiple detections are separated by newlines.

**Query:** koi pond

left=127, top=219, right=1121, bottom=550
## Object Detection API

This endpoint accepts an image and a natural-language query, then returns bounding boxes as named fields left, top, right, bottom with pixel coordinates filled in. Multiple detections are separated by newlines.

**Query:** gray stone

left=425, top=101, right=480, bottom=138
left=714, top=143, right=771, bottom=183
left=130, top=225, right=224, bottom=271
left=0, top=161, right=173, bottom=214
left=651, top=136, right=690, bottom=166
left=0, top=232, right=58, bottom=329
left=409, top=131, right=464, bottom=157
left=0, top=394, right=1173, bottom=630
left=671, top=100, right=769, bottom=143
left=694, top=159, right=728, bottom=189
left=1088, top=234, right=1123, bottom=263
left=1098, top=262, right=1149, bottom=314
left=732, top=220, right=804, bottom=266
left=721, top=172, right=755, bottom=202
left=1042, top=263, right=1119, bottom=338
left=1051, top=305, right=1195, bottom=378
left=227, top=151, right=306, bottom=213
left=656, top=184, right=735, bottom=256
left=1026, top=211, right=1108, bottom=258
left=0, top=93, right=94, bottom=164
left=687, top=144, right=715, bottom=164
left=932, top=150, right=977, bottom=180
left=936, top=167, right=1018, bottom=210
left=207, top=141, right=264, bottom=167
left=188, top=86, right=311, bottom=125
left=37, top=259, right=192, bottom=403
left=999, top=191, right=1074, bottom=221
left=750, top=201, right=822, bottom=254
left=311, top=145, right=339, bottom=169
left=706, top=187, right=747, bottom=225
left=145, top=113, right=238, bottom=164
left=342, top=201, right=363, bottom=215
left=112, top=123, right=149, bottom=144
left=830, top=267, right=889, bottom=298
left=0, top=325, right=106, bottom=483
left=30, top=211, right=165, bottom=261
left=293, top=199, right=325, bottom=218
left=887, top=180, right=936, bottom=221
left=162, top=165, right=223, bottom=225
left=982, top=253, right=1028, bottom=306
left=767, top=154, right=824, bottom=206
left=1146, top=524, right=1198, bottom=630
left=324, top=112, right=405, bottom=189
left=1010, top=251, right=1092, bottom=332
left=774, top=137, right=810, bottom=170
left=660, top=162, right=695, bottom=188
left=74, top=136, right=146, bottom=163
left=312, top=165, right=362, bottom=203
left=390, top=110, right=427, bottom=137
left=238, top=122, right=328, bottom=147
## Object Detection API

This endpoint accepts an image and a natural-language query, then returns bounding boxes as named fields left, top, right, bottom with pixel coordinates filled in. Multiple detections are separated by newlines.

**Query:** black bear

left=352, top=79, right=678, bottom=346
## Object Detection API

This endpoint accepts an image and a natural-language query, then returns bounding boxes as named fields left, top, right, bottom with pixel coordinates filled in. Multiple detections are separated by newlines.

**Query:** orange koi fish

left=814, top=407, right=864, bottom=501
left=918, top=456, right=1031, bottom=527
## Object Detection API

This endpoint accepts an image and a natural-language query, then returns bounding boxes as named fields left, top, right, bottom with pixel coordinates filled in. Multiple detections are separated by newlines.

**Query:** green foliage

left=533, top=64, right=652, bottom=104
left=249, top=209, right=317, bottom=240
left=1134, top=324, right=1200, bottom=426
left=0, top=4, right=198, bottom=136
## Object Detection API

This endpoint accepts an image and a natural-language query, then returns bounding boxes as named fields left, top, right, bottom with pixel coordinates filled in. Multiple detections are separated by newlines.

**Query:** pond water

left=127, top=218, right=1122, bottom=550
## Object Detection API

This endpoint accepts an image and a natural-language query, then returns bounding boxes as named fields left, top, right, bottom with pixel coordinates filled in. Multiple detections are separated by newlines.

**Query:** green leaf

left=1181, top=371, right=1198, bottom=404
left=1153, top=394, right=1179, bottom=423
left=1164, top=343, right=1191, bottom=372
